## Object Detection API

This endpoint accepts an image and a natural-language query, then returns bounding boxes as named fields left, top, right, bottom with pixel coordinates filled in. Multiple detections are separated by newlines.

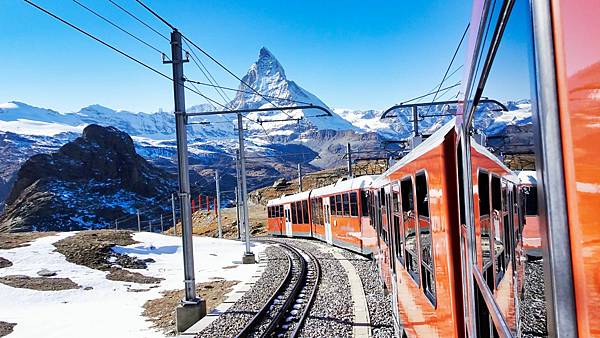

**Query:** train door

left=323, top=197, right=333, bottom=245
left=284, top=204, right=292, bottom=237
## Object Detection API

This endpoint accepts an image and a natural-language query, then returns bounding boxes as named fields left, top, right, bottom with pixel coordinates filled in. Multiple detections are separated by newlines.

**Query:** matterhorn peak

left=255, top=46, right=286, bottom=79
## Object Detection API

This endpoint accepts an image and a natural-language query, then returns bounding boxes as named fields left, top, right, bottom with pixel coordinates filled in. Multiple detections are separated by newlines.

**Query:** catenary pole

left=215, top=169, right=222, bottom=238
left=347, top=143, right=353, bottom=178
left=137, top=210, right=141, bottom=232
left=168, top=29, right=198, bottom=302
left=298, top=163, right=302, bottom=192
left=235, top=186, right=241, bottom=240
left=171, top=193, right=177, bottom=235
left=237, top=114, right=255, bottom=263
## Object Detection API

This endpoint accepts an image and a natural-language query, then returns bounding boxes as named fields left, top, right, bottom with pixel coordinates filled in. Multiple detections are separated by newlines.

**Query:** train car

left=266, top=200, right=284, bottom=236
left=269, top=191, right=313, bottom=238
left=266, top=0, right=600, bottom=336
left=311, top=176, right=377, bottom=253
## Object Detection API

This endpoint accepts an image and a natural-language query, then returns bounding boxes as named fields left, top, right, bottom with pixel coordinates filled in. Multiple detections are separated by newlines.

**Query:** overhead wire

left=424, top=23, right=470, bottom=117
left=71, top=0, right=170, bottom=60
left=107, top=0, right=169, bottom=41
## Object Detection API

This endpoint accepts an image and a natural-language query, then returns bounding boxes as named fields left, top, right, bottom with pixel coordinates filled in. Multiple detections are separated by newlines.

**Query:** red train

left=267, top=0, right=600, bottom=336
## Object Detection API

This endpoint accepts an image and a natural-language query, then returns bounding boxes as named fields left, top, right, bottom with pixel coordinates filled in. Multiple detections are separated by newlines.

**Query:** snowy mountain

left=0, top=47, right=533, bottom=215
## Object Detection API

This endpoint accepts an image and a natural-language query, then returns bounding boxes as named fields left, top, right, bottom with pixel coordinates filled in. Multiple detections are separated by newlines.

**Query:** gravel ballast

left=336, top=246, right=396, bottom=337
left=285, top=240, right=354, bottom=338
left=520, top=259, right=548, bottom=337
left=197, top=245, right=289, bottom=337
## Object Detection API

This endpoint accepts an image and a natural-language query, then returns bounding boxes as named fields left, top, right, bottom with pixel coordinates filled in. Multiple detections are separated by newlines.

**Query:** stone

left=242, top=252, right=256, bottom=264
left=37, top=269, right=57, bottom=277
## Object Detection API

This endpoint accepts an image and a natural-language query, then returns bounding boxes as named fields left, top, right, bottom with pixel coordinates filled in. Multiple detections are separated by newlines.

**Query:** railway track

left=235, top=240, right=321, bottom=338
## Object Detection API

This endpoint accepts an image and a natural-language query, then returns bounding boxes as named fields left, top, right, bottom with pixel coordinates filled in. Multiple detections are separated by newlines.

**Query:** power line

left=23, top=0, right=226, bottom=109
left=133, top=0, right=175, bottom=30
left=400, top=82, right=461, bottom=105
left=424, top=23, right=470, bottom=117
left=184, top=78, right=313, bottom=106
left=71, top=0, right=170, bottom=60
left=107, top=0, right=169, bottom=41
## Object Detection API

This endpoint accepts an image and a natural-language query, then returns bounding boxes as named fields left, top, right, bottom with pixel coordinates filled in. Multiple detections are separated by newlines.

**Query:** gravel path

left=337, top=247, right=396, bottom=337
left=197, top=246, right=289, bottom=337
left=520, top=259, right=548, bottom=337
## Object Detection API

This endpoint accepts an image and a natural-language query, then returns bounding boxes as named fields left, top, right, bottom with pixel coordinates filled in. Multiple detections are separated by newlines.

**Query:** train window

left=318, top=197, right=324, bottom=225
left=524, top=186, right=537, bottom=216
left=336, top=194, right=343, bottom=216
left=401, top=177, right=419, bottom=284
left=380, top=188, right=386, bottom=206
left=491, top=175, right=505, bottom=285
left=330, top=196, right=336, bottom=215
left=393, top=183, right=404, bottom=265
left=302, top=200, right=309, bottom=224
left=392, top=186, right=400, bottom=213
left=279, top=205, right=283, bottom=218
left=291, top=202, right=298, bottom=224
left=416, top=172, right=435, bottom=304
left=502, top=181, right=512, bottom=270
left=360, top=190, right=369, bottom=217
left=478, top=170, right=492, bottom=269
left=350, top=192, right=358, bottom=217
left=342, top=193, right=350, bottom=216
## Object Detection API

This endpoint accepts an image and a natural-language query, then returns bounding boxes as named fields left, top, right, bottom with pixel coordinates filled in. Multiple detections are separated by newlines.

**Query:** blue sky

left=0, top=0, right=529, bottom=113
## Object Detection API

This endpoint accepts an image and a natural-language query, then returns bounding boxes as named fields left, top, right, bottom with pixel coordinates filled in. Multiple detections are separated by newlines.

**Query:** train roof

left=373, top=118, right=456, bottom=187
left=267, top=175, right=378, bottom=206
left=311, top=175, right=378, bottom=197
left=268, top=190, right=312, bottom=205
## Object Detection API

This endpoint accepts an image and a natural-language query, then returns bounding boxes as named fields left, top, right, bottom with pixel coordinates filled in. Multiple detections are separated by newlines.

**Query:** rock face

left=0, top=125, right=175, bottom=232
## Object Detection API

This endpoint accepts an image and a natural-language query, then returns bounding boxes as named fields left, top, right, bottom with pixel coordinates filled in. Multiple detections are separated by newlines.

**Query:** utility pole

left=171, top=193, right=177, bottom=236
left=166, top=29, right=205, bottom=331
left=137, top=210, right=141, bottom=232
left=115, top=219, right=118, bottom=231
left=297, top=163, right=303, bottom=192
left=412, top=106, right=419, bottom=137
left=149, top=220, right=152, bottom=233
left=215, top=169, right=222, bottom=238
left=235, top=151, right=243, bottom=240
left=160, top=214, right=164, bottom=233
left=347, top=142, right=353, bottom=178
left=235, top=186, right=241, bottom=240
left=237, top=114, right=255, bottom=264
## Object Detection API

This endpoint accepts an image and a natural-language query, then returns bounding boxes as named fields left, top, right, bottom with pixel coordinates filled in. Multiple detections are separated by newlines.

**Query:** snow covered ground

left=0, top=232, right=266, bottom=337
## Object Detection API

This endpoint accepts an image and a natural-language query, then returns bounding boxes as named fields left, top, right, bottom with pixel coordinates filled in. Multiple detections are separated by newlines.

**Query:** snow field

left=0, top=232, right=266, bottom=338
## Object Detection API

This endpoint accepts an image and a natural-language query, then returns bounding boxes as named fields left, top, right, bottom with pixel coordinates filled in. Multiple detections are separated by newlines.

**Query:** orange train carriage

left=266, top=0, right=600, bottom=335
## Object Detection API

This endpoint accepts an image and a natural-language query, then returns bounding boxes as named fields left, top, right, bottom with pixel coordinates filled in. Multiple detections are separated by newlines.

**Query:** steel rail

left=290, top=247, right=321, bottom=337
left=234, top=244, right=294, bottom=338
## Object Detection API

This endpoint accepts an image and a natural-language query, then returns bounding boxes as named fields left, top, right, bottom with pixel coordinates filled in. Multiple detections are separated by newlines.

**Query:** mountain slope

left=0, top=125, right=175, bottom=232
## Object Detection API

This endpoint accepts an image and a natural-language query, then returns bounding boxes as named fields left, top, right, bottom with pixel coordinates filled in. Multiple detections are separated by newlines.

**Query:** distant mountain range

left=0, top=47, right=532, bottom=212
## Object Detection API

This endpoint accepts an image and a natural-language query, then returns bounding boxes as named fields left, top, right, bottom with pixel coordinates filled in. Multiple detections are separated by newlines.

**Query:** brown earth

left=0, top=321, right=16, bottom=337
left=53, top=230, right=140, bottom=271
left=0, top=275, right=80, bottom=291
left=143, top=280, right=239, bottom=335
left=0, top=257, right=11, bottom=269
left=0, top=232, right=57, bottom=249
left=169, top=202, right=269, bottom=240
left=106, top=267, right=163, bottom=284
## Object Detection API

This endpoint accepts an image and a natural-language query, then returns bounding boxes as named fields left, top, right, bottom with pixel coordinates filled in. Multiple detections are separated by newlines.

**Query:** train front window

left=360, top=190, right=369, bottom=217
left=342, top=193, right=350, bottom=216
left=401, top=177, right=419, bottom=284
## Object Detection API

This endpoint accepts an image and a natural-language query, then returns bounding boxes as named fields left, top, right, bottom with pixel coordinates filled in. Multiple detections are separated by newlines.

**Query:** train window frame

left=393, top=181, right=404, bottom=267
left=349, top=191, right=359, bottom=217
left=342, top=193, right=350, bottom=216
left=416, top=170, right=436, bottom=307
left=491, top=174, right=505, bottom=287
left=302, top=200, right=309, bottom=225
left=360, top=190, right=369, bottom=217
left=477, top=169, right=492, bottom=271
left=401, top=175, right=419, bottom=286
left=291, top=202, right=297, bottom=224
left=336, top=194, right=343, bottom=216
